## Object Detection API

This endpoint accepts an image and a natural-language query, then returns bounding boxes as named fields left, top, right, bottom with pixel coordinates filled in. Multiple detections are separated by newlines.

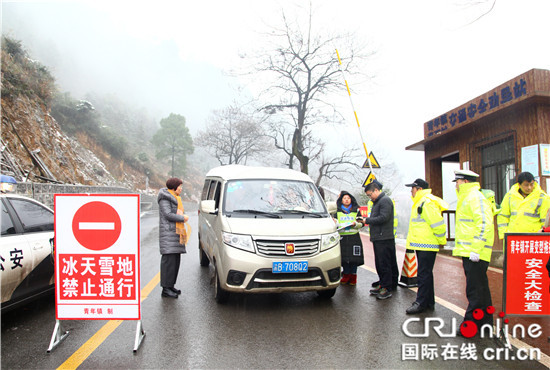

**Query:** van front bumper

left=217, top=243, right=341, bottom=294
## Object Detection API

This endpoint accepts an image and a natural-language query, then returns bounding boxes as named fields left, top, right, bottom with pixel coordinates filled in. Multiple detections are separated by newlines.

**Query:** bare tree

left=456, top=0, right=497, bottom=26
left=313, top=148, right=363, bottom=187
left=195, top=104, right=268, bottom=165
left=269, top=117, right=326, bottom=170
left=242, top=3, right=372, bottom=175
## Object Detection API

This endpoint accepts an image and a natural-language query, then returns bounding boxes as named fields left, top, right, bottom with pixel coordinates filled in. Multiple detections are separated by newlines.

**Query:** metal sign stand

left=46, top=319, right=146, bottom=353
left=47, top=319, right=69, bottom=353
left=133, top=320, right=146, bottom=353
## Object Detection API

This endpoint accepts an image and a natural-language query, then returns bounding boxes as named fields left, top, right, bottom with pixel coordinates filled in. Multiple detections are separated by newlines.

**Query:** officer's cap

left=452, top=169, right=479, bottom=182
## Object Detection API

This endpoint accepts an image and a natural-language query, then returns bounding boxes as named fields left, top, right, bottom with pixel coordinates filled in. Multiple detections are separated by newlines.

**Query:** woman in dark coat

left=158, top=178, right=189, bottom=298
left=335, top=191, right=365, bottom=285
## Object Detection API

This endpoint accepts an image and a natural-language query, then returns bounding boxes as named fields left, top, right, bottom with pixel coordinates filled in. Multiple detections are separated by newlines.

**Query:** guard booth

left=406, top=68, right=550, bottom=264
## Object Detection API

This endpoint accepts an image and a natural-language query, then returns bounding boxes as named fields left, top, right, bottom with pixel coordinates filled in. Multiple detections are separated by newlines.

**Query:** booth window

left=480, top=137, right=515, bottom=204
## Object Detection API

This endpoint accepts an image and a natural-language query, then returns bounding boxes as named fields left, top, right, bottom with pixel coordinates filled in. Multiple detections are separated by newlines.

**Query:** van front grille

left=255, top=238, right=319, bottom=257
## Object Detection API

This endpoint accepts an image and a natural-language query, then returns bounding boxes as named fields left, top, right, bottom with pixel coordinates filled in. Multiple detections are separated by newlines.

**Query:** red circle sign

left=72, top=201, right=122, bottom=251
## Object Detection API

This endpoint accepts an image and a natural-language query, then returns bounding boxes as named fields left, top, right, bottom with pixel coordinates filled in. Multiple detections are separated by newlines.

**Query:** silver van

left=198, top=165, right=341, bottom=303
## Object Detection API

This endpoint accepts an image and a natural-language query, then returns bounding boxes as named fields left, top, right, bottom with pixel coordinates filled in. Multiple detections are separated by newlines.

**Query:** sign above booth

left=422, top=69, right=547, bottom=139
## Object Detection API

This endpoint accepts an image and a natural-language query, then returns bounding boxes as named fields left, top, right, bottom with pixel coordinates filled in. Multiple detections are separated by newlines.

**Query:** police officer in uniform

left=452, top=169, right=495, bottom=329
left=404, top=178, right=448, bottom=314
left=498, top=171, right=550, bottom=239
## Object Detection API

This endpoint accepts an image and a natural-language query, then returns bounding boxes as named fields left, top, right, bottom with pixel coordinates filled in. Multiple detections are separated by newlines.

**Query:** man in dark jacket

left=363, top=180, right=398, bottom=299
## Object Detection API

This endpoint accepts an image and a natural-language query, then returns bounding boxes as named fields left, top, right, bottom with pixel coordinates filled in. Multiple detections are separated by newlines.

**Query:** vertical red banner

left=503, top=233, right=550, bottom=316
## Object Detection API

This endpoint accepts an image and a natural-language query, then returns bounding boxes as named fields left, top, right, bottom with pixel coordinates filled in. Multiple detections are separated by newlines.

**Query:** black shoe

left=169, top=287, right=182, bottom=295
left=371, top=280, right=380, bottom=288
left=369, top=285, right=381, bottom=295
left=161, top=288, right=178, bottom=298
left=406, top=302, right=426, bottom=314
left=376, top=288, right=392, bottom=300
left=427, top=303, right=435, bottom=310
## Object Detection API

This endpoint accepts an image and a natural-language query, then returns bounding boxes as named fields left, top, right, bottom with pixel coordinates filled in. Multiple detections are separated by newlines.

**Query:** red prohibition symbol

left=72, top=201, right=122, bottom=251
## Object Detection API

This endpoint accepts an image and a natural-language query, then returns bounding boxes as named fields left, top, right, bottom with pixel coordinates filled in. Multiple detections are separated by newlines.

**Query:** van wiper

left=232, top=209, right=282, bottom=218
left=277, top=209, right=324, bottom=218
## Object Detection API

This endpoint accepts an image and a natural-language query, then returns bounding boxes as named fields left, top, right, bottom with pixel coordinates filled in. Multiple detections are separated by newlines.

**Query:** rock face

left=1, top=37, right=202, bottom=198
left=2, top=93, right=204, bottom=198
left=2, top=94, right=127, bottom=186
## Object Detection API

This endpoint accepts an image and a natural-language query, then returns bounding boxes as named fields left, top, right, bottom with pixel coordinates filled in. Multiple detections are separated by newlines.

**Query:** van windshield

left=223, top=179, right=327, bottom=217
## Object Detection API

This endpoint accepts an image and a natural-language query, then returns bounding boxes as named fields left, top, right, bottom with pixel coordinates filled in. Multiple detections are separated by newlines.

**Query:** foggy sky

left=2, top=1, right=236, bottom=133
left=3, top=0, right=550, bottom=207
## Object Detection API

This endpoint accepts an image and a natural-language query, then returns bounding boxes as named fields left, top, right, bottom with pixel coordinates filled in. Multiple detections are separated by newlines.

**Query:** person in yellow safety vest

left=480, top=188, right=500, bottom=216
left=403, top=178, right=448, bottom=314
left=452, top=169, right=495, bottom=330
left=497, top=171, right=550, bottom=239
left=335, top=191, right=365, bottom=285
left=367, top=192, right=398, bottom=289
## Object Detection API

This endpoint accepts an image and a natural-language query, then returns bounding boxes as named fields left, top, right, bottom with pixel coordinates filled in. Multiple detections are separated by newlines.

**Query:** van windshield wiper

left=231, top=209, right=282, bottom=218
left=276, top=209, right=324, bottom=218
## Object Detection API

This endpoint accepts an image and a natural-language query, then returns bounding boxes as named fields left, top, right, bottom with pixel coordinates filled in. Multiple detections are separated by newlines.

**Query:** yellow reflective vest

left=367, top=199, right=398, bottom=236
left=480, top=188, right=500, bottom=216
left=497, top=182, right=550, bottom=239
left=406, top=189, right=448, bottom=252
left=452, top=182, right=495, bottom=262
left=336, top=210, right=362, bottom=235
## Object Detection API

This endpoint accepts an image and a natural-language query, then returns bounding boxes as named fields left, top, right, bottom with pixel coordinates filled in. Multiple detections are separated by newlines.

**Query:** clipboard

left=337, top=222, right=354, bottom=231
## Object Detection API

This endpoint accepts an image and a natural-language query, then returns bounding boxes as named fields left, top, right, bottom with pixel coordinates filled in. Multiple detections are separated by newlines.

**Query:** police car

left=1, top=194, right=55, bottom=311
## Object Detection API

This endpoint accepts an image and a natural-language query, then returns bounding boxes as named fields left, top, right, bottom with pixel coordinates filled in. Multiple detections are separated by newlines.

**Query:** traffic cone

left=398, top=249, right=418, bottom=287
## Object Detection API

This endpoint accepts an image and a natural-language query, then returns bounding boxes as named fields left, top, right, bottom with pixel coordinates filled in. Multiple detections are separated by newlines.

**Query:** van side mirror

left=326, top=201, right=337, bottom=215
left=201, top=199, right=218, bottom=215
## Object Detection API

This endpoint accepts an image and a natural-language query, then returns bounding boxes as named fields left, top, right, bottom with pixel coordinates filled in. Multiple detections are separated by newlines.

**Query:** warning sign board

left=503, top=233, right=550, bottom=316
left=362, top=152, right=381, bottom=169
left=362, top=172, right=377, bottom=187
left=54, top=194, right=140, bottom=320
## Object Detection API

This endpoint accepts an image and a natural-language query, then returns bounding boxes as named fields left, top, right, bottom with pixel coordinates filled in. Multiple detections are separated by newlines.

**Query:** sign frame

left=54, top=194, right=141, bottom=321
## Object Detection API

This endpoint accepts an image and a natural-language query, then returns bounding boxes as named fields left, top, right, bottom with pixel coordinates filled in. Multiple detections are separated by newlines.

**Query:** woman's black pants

left=161, top=253, right=181, bottom=288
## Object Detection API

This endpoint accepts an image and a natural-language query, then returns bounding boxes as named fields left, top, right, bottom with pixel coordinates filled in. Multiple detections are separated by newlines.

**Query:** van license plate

left=272, top=261, right=308, bottom=273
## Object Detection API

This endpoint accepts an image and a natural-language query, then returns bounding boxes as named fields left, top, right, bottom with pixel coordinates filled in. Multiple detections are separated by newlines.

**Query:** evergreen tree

left=151, top=113, right=194, bottom=177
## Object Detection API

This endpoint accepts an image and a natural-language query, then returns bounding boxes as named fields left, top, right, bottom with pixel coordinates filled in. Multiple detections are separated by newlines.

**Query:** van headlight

left=222, top=232, right=255, bottom=253
left=321, top=231, right=340, bottom=251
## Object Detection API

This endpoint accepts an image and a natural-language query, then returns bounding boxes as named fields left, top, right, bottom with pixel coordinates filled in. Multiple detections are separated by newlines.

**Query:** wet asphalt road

left=1, top=203, right=546, bottom=369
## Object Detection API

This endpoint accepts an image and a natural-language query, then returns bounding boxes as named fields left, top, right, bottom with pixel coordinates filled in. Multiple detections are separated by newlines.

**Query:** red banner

left=503, top=233, right=550, bottom=316
left=58, top=254, right=137, bottom=300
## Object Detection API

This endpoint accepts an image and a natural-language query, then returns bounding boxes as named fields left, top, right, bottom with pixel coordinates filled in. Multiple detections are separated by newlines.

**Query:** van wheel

left=199, top=246, right=210, bottom=267
left=317, top=288, right=336, bottom=299
left=214, top=267, right=229, bottom=304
